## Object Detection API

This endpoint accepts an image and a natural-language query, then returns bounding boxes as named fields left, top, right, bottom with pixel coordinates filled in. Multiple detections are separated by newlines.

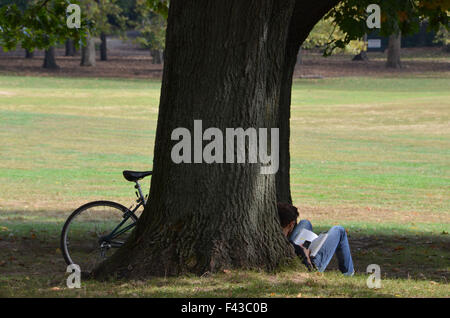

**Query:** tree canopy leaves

left=0, top=0, right=92, bottom=51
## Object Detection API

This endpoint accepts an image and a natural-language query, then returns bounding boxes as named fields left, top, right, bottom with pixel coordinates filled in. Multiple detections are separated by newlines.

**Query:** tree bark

left=93, top=0, right=300, bottom=279
left=100, top=33, right=107, bottom=61
left=276, top=0, right=339, bottom=204
left=386, top=31, right=402, bottom=68
left=151, top=49, right=164, bottom=64
left=81, top=35, right=96, bottom=66
left=42, top=46, right=59, bottom=69
left=65, top=39, right=75, bottom=56
left=25, top=49, right=34, bottom=59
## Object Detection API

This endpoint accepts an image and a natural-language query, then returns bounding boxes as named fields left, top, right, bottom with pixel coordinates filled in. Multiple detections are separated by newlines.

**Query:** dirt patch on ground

left=0, top=46, right=448, bottom=79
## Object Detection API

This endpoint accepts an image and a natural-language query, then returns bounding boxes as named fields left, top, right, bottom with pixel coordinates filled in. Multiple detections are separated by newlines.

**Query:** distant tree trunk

left=151, top=49, right=163, bottom=64
left=296, top=47, right=302, bottom=65
left=352, top=34, right=368, bottom=61
left=42, top=47, right=59, bottom=69
left=25, top=49, right=34, bottom=59
left=100, top=33, right=107, bottom=61
left=65, top=39, right=75, bottom=56
left=386, top=32, right=402, bottom=68
left=81, top=35, right=96, bottom=66
left=276, top=0, right=339, bottom=204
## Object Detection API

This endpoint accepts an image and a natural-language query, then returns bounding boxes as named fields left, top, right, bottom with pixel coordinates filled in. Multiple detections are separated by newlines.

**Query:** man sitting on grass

left=277, top=202, right=354, bottom=276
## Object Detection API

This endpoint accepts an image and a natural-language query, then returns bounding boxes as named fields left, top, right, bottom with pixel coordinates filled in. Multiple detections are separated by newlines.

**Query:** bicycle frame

left=100, top=180, right=147, bottom=246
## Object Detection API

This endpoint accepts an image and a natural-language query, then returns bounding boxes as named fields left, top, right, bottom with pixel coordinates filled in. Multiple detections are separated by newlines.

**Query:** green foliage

left=145, top=0, right=168, bottom=19
left=0, top=0, right=93, bottom=51
left=434, top=24, right=449, bottom=46
left=133, top=0, right=166, bottom=50
left=325, top=0, right=449, bottom=55
left=302, top=18, right=366, bottom=55
left=79, top=0, right=127, bottom=37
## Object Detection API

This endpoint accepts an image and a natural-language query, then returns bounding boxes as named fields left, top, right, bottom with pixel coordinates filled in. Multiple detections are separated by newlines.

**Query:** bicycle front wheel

left=60, top=201, right=138, bottom=273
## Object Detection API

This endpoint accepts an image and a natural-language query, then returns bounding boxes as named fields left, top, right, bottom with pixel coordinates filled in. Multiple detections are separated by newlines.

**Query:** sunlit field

left=0, top=74, right=449, bottom=297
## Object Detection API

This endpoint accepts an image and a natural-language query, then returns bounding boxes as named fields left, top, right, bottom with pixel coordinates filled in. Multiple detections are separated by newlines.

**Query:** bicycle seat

left=123, top=170, right=152, bottom=182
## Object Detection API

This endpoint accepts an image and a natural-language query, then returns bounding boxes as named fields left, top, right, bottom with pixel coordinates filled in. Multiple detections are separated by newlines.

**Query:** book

left=292, top=228, right=328, bottom=257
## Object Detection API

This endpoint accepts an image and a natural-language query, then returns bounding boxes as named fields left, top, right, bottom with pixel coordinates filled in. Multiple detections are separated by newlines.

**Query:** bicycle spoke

left=62, top=202, right=140, bottom=272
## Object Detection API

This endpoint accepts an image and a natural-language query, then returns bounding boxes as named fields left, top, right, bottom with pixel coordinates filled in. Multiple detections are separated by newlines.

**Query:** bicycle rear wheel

left=60, top=201, right=138, bottom=273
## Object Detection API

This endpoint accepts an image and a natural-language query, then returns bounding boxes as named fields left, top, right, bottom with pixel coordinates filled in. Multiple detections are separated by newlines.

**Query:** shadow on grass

left=323, top=230, right=449, bottom=283
left=0, top=210, right=448, bottom=297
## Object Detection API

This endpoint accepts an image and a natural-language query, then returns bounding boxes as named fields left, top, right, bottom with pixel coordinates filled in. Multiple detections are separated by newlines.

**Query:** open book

left=292, top=229, right=328, bottom=257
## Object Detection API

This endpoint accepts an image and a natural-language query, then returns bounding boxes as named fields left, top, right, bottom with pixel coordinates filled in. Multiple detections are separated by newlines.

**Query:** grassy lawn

left=0, top=74, right=449, bottom=297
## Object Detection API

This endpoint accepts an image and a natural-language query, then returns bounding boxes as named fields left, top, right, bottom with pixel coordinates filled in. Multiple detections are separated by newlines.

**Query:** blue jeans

left=289, top=220, right=354, bottom=276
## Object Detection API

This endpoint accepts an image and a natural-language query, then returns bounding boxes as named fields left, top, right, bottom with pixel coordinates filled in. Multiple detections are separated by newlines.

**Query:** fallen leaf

left=296, top=293, right=302, bottom=298
left=50, top=287, right=61, bottom=291
left=393, top=246, right=405, bottom=251
left=223, top=269, right=231, bottom=274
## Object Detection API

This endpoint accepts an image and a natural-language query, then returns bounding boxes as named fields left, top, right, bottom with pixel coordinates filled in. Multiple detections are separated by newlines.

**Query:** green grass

left=0, top=74, right=449, bottom=297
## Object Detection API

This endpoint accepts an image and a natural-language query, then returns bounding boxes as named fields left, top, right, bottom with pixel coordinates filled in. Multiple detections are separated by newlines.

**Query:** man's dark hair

left=277, top=202, right=299, bottom=227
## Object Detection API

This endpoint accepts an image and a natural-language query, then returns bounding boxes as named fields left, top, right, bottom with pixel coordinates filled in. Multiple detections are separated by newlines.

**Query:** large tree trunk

left=65, top=39, right=75, bottom=56
left=100, top=33, right=107, bottom=61
left=81, top=35, right=96, bottom=66
left=276, top=0, right=339, bottom=204
left=93, top=0, right=299, bottom=279
left=42, top=46, right=59, bottom=69
left=386, top=31, right=402, bottom=68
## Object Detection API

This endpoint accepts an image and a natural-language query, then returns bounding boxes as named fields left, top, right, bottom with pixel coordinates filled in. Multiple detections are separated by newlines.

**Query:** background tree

left=0, top=0, right=91, bottom=60
left=79, top=0, right=97, bottom=66
left=132, top=0, right=166, bottom=64
left=94, top=0, right=127, bottom=61
left=386, top=28, right=402, bottom=68
left=43, top=46, right=58, bottom=69
left=301, top=17, right=365, bottom=57
left=434, top=24, right=450, bottom=52
left=65, top=39, right=76, bottom=56
left=25, top=49, right=34, bottom=58
left=78, top=0, right=126, bottom=65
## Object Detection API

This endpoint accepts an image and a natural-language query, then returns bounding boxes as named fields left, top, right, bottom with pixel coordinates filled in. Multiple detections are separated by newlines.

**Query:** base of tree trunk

left=91, top=215, right=296, bottom=280
left=65, top=39, right=75, bottom=56
left=150, top=50, right=164, bottom=64
left=386, top=32, right=402, bottom=69
left=100, top=33, right=107, bottom=61
left=25, top=50, right=34, bottom=59
left=81, top=36, right=96, bottom=67
left=352, top=51, right=368, bottom=61
left=296, top=48, right=302, bottom=65
left=43, top=47, right=59, bottom=69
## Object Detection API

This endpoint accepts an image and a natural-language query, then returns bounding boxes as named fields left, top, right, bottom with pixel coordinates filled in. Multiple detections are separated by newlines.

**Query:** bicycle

left=60, top=170, right=151, bottom=272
